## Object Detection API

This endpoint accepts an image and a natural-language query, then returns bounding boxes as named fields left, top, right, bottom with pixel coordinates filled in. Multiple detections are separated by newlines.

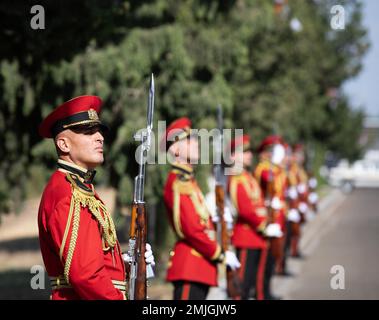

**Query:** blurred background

left=0, top=0, right=378, bottom=299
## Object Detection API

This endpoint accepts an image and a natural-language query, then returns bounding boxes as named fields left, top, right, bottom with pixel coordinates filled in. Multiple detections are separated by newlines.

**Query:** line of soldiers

left=163, top=118, right=319, bottom=300
left=37, top=96, right=317, bottom=300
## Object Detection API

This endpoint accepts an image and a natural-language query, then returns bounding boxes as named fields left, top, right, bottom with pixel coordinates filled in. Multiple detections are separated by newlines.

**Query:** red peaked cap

left=292, top=143, right=304, bottom=152
left=257, top=135, right=284, bottom=153
left=229, top=134, right=251, bottom=154
left=161, top=117, right=192, bottom=152
left=39, top=95, right=106, bottom=138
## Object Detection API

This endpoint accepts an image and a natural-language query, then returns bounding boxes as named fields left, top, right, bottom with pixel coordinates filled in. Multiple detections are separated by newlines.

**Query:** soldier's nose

left=94, top=131, right=104, bottom=143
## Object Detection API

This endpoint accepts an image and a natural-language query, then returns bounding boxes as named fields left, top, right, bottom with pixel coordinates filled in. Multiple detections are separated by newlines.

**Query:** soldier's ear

left=55, top=136, right=70, bottom=154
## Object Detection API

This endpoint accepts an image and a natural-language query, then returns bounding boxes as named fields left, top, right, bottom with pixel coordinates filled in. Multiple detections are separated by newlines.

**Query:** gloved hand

left=308, top=177, right=318, bottom=189
left=264, top=223, right=283, bottom=238
left=287, top=186, right=298, bottom=200
left=211, top=207, right=233, bottom=225
left=224, top=250, right=241, bottom=271
left=271, top=144, right=285, bottom=165
left=308, top=192, right=318, bottom=204
left=298, top=202, right=308, bottom=214
left=144, top=243, right=155, bottom=266
left=297, top=183, right=307, bottom=194
left=223, top=207, right=234, bottom=224
left=122, top=243, right=155, bottom=267
left=287, top=208, right=301, bottom=223
left=271, top=196, right=282, bottom=210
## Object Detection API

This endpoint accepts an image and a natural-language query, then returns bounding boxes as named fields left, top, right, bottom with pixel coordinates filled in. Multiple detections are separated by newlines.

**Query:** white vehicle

left=328, top=151, right=379, bottom=192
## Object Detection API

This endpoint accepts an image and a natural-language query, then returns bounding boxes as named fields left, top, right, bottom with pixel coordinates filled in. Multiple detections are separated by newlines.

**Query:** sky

left=343, top=0, right=379, bottom=117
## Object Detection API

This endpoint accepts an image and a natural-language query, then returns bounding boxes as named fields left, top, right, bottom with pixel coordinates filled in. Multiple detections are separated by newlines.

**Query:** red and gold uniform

left=162, top=118, right=223, bottom=300
left=164, top=163, right=222, bottom=286
left=37, top=96, right=126, bottom=300
left=292, top=144, right=310, bottom=219
left=255, top=160, right=288, bottom=231
left=287, top=149, right=309, bottom=257
left=227, top=135, right=269, bottom=300
left=255, top=135, right=288, bottom=298
left=229, top=170, right=267, bottom=250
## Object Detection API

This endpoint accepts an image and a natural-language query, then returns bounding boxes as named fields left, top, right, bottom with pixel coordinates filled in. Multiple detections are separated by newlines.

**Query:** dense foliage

left=0, top=0, right=368, bottom=251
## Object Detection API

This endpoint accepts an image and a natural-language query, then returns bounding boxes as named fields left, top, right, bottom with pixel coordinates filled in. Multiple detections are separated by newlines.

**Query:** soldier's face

left=243, top=150, right=253, bottom=167
left=56, top=125, right=105, bottom=169
left=186, top=136, right=199, bottom=163
left=229, top=151, right=243, bottom=169
left=295, top=151, right=304, bottom=164
left=170, top=136, right=199, bottom=164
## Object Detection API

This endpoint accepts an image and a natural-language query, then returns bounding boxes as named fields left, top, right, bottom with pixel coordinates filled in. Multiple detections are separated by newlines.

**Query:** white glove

left=298, top=202, right=308, bottom=214
left=271, top=196, right=282, bottom=210
left=211, top=207, right=233, bottom=225
left=271, top=144, right=285, bottom=165
left=309, top=178, right=318, bottom=189
left=308, top=192, right=318, bottom=204
left=264, top=223, right=283, bottom=238
left=144, top=243, right=155, bottom=266
left=297, top=183, right=307, bottom=194
left=223, top=207, right=234, bottom=224
left=287, top=186, right=298, bottom=200
left=122, top=243, right=155, bottom=267
left=211, top=214, right=219, bottom=224
left=225, top=250, right=241, bottom=271
left=287, top=208, right=301, bottom=223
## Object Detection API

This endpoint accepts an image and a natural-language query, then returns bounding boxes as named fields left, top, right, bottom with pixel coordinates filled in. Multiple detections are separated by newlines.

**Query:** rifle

left=214, top=105, right=242, bottom=300
left=128, top=74, right=155, bottom=300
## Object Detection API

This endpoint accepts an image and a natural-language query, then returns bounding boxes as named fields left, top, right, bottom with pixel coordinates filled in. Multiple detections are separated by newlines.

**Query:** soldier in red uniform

left=162, top=117, right=240, bottom=300
left=227, top=135, right=282, bottom=300
left=283, top=143, right=302, bottom=272
left=38, top=95, right=154, bottom=300
left=290, top=143, right=311, bottom=258
left=255, top=135, right=287, bottom=299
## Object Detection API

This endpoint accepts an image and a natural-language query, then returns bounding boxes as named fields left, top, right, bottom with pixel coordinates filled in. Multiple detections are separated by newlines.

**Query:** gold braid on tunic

left=60, top=173, right=117, bottom=284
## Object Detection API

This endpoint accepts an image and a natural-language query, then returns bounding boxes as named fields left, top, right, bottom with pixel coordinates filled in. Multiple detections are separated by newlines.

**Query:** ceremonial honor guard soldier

left=162, top=117, right=240, bottom=300
left=289, top=143, right=311, bottom=258
left=255, top=135, right=287, bottom=299
left=283, top=143, right=302, bottom=271
left=227, top=135, right=282, bottom=300
left=37, top=95, right=154, bottom=300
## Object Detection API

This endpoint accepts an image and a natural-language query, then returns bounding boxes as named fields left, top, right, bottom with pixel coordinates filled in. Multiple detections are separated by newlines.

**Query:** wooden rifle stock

left=215, top=185, right=242, bottom=300
left=129, top=202, right=147, bottom=300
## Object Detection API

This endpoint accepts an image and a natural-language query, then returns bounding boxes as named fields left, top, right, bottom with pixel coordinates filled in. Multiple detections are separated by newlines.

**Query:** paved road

left=287, top=188, right=379, bottom=299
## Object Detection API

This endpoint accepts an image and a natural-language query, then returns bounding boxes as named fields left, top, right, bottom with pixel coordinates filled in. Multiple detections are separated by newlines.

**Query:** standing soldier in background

left=162, top=117, right=240, bottom=300
left=255, top=135, right=287, bottom=299
left=280, top=143, right=302, bottom=276
left=307, top=174, right=319, bottom=214
left=285, top=144, right=304, bottom=262
left=227, top=134, right=282, bottom=300
left=290, top=144, right=310, bottom=258
left=37, top=96, right=155, bottom=300
left=304, top=145, right=319, bottom=215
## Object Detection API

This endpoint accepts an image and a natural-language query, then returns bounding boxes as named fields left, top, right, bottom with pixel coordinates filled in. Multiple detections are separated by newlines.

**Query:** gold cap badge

left=88, top=109, right=99, bottom=121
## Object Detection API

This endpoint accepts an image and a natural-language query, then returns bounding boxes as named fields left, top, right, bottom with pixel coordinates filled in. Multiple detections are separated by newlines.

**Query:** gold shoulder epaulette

left=230, top=173, right=247, bottom=183
left=255, top=161, right=270, bottom=179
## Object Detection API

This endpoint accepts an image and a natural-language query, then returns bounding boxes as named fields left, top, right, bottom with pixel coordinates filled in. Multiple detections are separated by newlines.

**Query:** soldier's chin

left=87, top=156, right=104, bottom=168
left=187, top=155, right=199, bottom=164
